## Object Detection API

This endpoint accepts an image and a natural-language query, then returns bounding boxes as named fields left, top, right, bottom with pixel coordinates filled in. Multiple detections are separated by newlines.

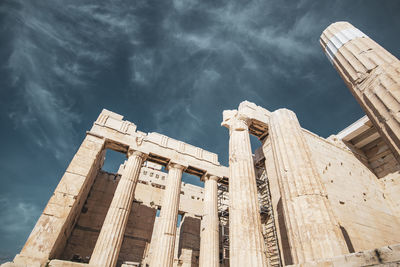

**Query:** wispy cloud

left=2, top=0, right=140, bottom=159
left=0, top=197, right=41, bottom=262
left=0, top=197, right=40, bottom=235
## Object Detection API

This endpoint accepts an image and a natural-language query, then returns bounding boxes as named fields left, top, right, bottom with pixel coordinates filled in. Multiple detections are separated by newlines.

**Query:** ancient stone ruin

left=3, top=21, right=400, bottom=267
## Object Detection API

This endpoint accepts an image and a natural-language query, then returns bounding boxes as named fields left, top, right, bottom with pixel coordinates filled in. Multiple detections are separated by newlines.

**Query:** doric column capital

left=166, top=162, right=187, bottom=171
left=127, top=149, right=147, bottom=160
left=201, top=173, right=219, bottom=182
left=221, top=110, right=250, bottom=131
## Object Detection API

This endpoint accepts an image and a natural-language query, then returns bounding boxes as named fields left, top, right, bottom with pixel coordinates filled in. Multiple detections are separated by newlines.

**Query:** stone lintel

left=238, top=101, right=271, bottom=126
left=336, top=116, right=373, bottom=142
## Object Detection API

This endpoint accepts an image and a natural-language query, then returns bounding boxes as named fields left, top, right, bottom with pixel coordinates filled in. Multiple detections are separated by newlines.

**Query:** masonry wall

left=59, top=171, right=157, bottom=265
left=263, top=132, right=400, bottom=264
left=134, top=167, right=204, bottom=216
left=380, top=174, right=400, bottom=215
left=59, top=164, right=204, bottom=266
left=177, top=215, right=201, bottom=267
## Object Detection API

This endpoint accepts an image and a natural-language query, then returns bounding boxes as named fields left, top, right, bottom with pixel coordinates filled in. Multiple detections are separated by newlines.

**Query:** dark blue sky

left=1, top=0, right=399, bottom=262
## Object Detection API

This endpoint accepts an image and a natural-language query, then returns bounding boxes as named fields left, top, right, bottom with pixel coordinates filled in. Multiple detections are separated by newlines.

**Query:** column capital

left=166, top=161, right=187, bottom=171
left=127, top=149, right=147, bottom=159
left=221, top=110, right=250, bottom=131
left=201, top=173, right=219, bottom=182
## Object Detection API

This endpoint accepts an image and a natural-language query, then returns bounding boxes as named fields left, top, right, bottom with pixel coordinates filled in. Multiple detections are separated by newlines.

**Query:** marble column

left=320, top=21, right=400, bottom=162
left=150, top=163, right=185, bottom=267
left=90, top=150, right=146, bottom=267
left=269, top=109, right=347, bottom=264
left=222, top=111, right=267, bottom=267
left=199, top=175, right=220, bottom=267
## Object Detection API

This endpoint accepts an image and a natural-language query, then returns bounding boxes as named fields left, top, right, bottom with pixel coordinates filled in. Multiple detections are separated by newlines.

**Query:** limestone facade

left=3, top=21, right=400, bottom=267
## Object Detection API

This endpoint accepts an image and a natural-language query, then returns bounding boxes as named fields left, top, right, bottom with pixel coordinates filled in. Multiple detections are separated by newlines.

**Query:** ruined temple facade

left=3, top=21, right=400, bottom=267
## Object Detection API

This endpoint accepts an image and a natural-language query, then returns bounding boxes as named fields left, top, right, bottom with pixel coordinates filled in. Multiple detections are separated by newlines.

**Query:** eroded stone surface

left=321, top=21, right=400, bottom=164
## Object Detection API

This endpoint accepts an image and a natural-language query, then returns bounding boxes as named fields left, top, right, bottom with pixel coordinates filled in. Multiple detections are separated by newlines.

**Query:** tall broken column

left=199, top=175, right=219, bottom=267
left=222, top=111, right=267, bottom=267
left=90, top=150, right=146, bottom=267
left=150, top=163, right=185, bottom=267
left=269, top=108, right=347, bottom=263
left=320, top=21, right=400, bottom=162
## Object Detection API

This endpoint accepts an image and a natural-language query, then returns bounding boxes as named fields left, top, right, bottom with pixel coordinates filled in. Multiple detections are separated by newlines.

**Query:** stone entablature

left=93, top=109, right=227, bottom=179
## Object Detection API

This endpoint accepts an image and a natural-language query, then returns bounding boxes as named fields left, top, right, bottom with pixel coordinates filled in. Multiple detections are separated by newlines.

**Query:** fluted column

left=199, top=175, right=219, bottom=267
left=150, top=163, right=185, bottom=267
left=320, top=21, right=400, bottom=162
left=222, top=111, right=267, bottom=267
left=269, top=109, right=347, bottom=264
left=90, top=150, right=146, bottom=267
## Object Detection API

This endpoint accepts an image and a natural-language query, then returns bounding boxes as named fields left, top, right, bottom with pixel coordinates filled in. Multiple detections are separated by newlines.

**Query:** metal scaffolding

left=217, top=156, right=282, bottom=267
left=217, top=182, right=229, bottom=265
left=256, top=166, right=282, bottom=267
